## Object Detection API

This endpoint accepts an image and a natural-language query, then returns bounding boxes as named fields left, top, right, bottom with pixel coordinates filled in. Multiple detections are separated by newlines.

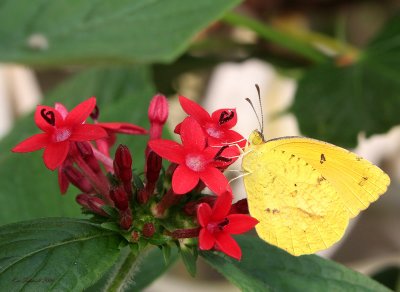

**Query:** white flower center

left=185, top=154, right=206, bottom=172
left=206, top=126, right=222, bottom=138
left=53, top=128, right=71, bottom=142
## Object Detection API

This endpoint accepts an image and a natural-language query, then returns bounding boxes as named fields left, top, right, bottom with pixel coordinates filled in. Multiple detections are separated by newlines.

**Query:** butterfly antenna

left=255, top=84, right=264, bottom=135
left=245, top=97, right=262, bottom=133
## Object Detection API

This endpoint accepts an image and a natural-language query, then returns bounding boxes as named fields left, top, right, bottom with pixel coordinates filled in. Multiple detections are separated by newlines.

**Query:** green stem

left=222, top=12, right=360, bottom=64
left=105, top=247, right=150, bottom=292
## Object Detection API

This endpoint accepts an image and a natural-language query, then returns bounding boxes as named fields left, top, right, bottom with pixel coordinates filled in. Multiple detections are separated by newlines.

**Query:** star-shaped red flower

left=12, top=97, right=107, bottom=170
left=197, top=191, right=258, bottom=260
left=175, top=96, right=246, bottom=147
left=149, top=117, right=232, bottom=195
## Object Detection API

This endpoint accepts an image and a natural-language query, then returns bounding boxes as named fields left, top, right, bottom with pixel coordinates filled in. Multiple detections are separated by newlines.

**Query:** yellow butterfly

left=242, top=130, right=390, bottom=256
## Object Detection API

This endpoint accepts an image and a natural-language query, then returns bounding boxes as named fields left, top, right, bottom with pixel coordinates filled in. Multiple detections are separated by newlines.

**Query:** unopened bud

left=148, top=94, right=168, bottom=125
left=131, top=231, right=140, bottom=242
left=76, top=194, right=91, bottom=209
left=183, top=196, right=217, bottom=216
left=90, top=105, right=99, bottom=120
left=114, top=145, right=132, bottom=194
left=110, top=186, right=129, bottom=211
left=120, top=208, right=132, bottom=230
left=148, top=94, right=168, bottom=140
left=146, top=151, right=162, bottom=183
left=87, top=197, right=108, bottom=217
left=76, top=141, right=101, bottom=173
left=58, top=160, right=72, bottom=194
left=64, top=165, right=94, bottom=193
left=142, top=222, right=155, bottom=238
left=230, top=198, right=249, bottom=214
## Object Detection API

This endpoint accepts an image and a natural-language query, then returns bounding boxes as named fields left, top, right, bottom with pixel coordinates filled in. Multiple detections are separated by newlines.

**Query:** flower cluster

left=12, top=94, right=258, bottom=262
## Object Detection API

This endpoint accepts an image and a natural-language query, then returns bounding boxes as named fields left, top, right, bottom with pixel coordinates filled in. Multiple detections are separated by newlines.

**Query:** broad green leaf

left=0, top=66, right=155, bottom=224
left=86, top=246, right=178, bottom=291
left=0, top=0, right=241, bottom=66
left=0, top=218, right=121, bottom=291
left=292, top=13, right=400, bottom=147
left=201, top=235, right=390, bottom=292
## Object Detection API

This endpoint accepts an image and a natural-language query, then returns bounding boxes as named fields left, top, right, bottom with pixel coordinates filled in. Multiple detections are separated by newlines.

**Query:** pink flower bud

left=64, top=165, right=94, bottom=194
left=120, top=208, right=132, bottom=230
left=110, top=186, right=129, bottom=211
left=183, top=196, right=217, bottom=216
left=148, top=94, right=168, bottom=125
left=142, top=222, right=155, bottom=238
left=87, top=196, right=108, bottom=217
left=90, top=105, right=100, bottom=120
left=131, top=231, right=140, bottom=242
left=146, top=151, right=162, bottom=184
left=76, top=194, right=91, bottom=209
left=76, top=141, right=102, bottom=174
left=230, top=198, right=249, bottom=214
left=148, top=94, right=168, bottom=140
left=113, top=145, right=132, bottom=183
left=58, top=160, right=72, bottom=194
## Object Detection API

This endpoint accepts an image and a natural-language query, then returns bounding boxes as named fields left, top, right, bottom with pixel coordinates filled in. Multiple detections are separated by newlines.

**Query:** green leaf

left=86, top=245, right=178, bottom=291
left=201, top=235, right=390, bottom=292
left=180, top=244, right=198, bottom=277
left=0, top=0, right=241, bottom=66
left=292, top=13, right=400, bottom=147
left=0, top=66, right=155, bottom=224
left=0, top=217, right=121, bottom=291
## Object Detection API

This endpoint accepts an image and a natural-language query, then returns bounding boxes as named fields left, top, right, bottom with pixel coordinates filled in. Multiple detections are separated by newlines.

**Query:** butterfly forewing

left=263, top=137, right=390, bottom=218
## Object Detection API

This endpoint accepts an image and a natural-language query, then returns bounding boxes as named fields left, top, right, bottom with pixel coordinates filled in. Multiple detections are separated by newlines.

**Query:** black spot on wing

left=320, top=153, right=326, bottom=164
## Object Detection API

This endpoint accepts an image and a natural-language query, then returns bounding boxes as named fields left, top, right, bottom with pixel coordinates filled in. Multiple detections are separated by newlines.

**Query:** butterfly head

left=248, top=129, right=265, bottom=146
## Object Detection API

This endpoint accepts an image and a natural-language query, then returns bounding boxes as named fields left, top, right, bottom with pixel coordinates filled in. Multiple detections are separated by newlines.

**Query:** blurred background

left=0, top=0, right=399, bottom=290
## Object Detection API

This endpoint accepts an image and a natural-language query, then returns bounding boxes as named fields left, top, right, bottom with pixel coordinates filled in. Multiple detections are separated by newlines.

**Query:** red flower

left=12, top=97, right=107, bottom=170
left=175, top=96, right=246, bottom=147
left=197, top=191, right=258, bottom=260
left=149, top=117, right=232, bottom=195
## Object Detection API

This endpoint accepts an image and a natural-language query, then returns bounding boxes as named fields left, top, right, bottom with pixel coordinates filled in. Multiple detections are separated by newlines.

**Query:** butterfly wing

left=263, top=137, right=390, bottom=218
left=242, top=136, right=389, bottom=256
left=242, top=141, right=349, bottom=255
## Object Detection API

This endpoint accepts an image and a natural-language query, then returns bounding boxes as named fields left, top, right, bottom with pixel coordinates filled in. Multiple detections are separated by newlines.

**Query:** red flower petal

left=197, top=203, right=212, bottom=227
left=211, top=108, right=237, bottom=129
left=211, top=191, right=233, bottom=221
left=43, top=141, right=70, bottom=170
left=199, top=228, right=216, bottom=250
left=215, top=232, right=242, bottom=260
left=148, top=140, right=185, bottom=164
left=225, top=214, right=259, bottom=234
left=65, top=97, right=96, bottom=126
left=179, top=95, right=210, bottom=124
left=172, top=165, right=199, bottom=194
left=69, top=124, right=108, bottom=141
left=12, top=133, right=50, bottom=152
left=34, top=105, right=63, bottom=132
left=223, top=130, right=247, bottom=147
left=55, top=103, right=69, bottom=119
left=209, top=145, right=239, bottom=169
left=174, top=122, right=182, bottom=134
left=97, top=122, right=147, bottom=135
left=180, top=117, right=206, bottom=151
left=199, top=167, right=231, bottom=195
